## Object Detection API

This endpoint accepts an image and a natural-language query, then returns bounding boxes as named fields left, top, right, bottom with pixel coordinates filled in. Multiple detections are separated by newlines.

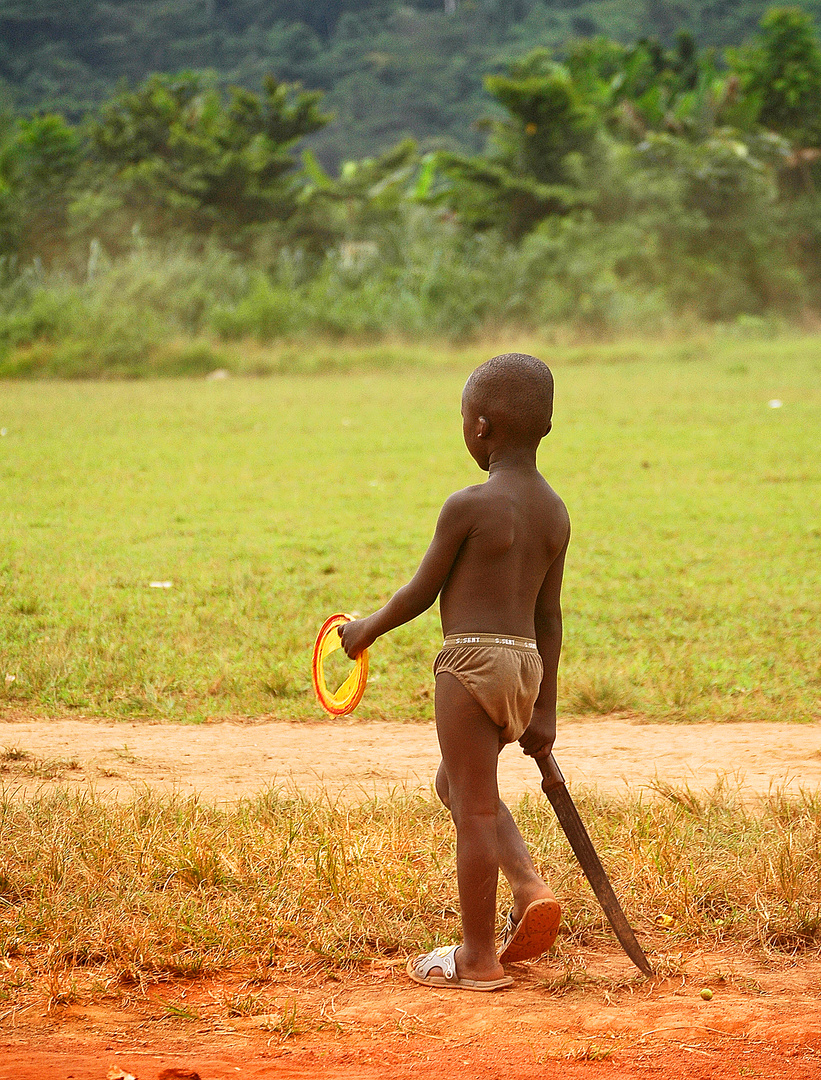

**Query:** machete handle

left=537, top=753, right=565, bottom=792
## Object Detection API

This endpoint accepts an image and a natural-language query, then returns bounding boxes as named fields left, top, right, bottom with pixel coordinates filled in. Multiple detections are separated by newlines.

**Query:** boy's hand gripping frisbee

left=312, top=613, right=369, bottom=716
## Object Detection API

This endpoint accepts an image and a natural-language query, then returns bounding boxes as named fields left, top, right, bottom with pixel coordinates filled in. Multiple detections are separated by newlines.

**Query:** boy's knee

left=436, top=765, right=499, bottom=822
left=434, top=764, right=451, bottom=809
left=448, top=789, right=500, bottom=825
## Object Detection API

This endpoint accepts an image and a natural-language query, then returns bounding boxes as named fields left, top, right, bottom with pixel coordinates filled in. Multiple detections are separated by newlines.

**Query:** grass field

left=0, top=332, right=819, bottom=723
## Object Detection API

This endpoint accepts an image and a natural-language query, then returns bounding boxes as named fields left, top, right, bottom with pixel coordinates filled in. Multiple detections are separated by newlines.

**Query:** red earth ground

left=1, top=715, right=819, bottom=803
left=2, top=945, right=821, bottom=1079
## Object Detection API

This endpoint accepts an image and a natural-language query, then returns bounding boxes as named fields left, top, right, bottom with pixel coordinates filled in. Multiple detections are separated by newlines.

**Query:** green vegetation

left=3, top=0, right=821, bottom=161
left=0, top=780, right=819, bottom=1004
left=1, top=338, right=818, bottom=723
left=3, top=9, right=821, bottom=357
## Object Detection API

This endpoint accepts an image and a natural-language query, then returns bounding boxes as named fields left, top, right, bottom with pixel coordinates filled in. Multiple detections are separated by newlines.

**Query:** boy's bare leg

left=430, top=672, right=507, bottom=983
left=434, top=693, right=555, bottom=927
left=494, top=801, right=557, bottom=921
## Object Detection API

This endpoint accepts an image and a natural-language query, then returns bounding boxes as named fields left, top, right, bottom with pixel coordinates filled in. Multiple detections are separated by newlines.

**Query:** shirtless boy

left=340, top=352, right=570, bottom=991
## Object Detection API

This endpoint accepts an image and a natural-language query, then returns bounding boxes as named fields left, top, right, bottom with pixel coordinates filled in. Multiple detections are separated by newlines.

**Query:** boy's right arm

left=519, top=524, right=570, bottom=761
left=339, top=490, right=475, bottom=658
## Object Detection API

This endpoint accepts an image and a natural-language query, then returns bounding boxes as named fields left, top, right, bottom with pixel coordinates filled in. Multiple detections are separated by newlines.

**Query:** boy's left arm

left=339, top=489, right=476, bottom=658
left=519, top=528, right=570, bottom=761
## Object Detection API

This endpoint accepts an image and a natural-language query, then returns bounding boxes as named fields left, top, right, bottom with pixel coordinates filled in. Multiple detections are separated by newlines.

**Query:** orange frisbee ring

left=312, top=613, right=369, bottom=716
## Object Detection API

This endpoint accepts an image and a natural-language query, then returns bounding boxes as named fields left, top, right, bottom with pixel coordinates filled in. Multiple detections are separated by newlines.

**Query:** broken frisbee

left=312, top=612, right=369, bottom=716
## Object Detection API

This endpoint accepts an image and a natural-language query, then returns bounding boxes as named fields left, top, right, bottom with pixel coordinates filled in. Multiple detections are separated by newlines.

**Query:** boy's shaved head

left=464, top=353, right=554, bottom=443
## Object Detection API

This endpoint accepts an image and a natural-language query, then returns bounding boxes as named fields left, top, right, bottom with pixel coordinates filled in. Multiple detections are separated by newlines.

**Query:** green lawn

left=0, top=334, right=819, bottom=722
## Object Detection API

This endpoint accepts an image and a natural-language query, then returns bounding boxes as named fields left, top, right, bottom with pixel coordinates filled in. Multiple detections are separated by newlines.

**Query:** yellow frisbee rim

left=312, top=612, right=369, bottom=716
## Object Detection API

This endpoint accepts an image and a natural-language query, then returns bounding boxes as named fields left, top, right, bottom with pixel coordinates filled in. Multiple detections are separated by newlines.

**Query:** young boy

left=339, top=352, right=570, bottom=991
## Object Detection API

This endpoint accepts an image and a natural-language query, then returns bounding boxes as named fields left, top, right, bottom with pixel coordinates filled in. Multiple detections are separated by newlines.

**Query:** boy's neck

left=487, top=445, right=539, bottom=474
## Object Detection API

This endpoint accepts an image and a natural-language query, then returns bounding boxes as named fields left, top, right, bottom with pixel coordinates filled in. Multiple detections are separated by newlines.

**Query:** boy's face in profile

left=461, top=389, right=490, bottom=471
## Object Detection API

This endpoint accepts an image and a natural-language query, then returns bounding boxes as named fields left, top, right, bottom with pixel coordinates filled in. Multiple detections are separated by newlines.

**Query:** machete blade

left=538, top=753, right=653, bottom=978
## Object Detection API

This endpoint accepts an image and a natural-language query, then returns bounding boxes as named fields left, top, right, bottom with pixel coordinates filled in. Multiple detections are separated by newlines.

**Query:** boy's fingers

left=519, top=729, right=554, bottom=758
left=338, top=628, right=360, bottom=659
left=527, top=746, right=553, bottom=761
left=337, top=625, right=354, bottom=657
left=520, top=742, right=545, bottom=757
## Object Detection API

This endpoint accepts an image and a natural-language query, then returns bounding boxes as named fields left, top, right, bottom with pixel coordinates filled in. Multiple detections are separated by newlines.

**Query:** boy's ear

left=477, top=416, right=490, bottom=439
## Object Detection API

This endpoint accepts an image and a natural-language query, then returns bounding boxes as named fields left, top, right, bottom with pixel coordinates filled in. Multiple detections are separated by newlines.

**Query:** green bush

left=210, top=273, right=297, bottom=340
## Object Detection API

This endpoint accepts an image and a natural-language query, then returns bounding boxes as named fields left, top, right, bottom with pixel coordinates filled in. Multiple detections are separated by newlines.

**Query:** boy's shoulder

left=440, top=481, right=491, bottom=515
left=446, top=481, right=487, bottom=504
left=442, top=474, right=567, bottom=518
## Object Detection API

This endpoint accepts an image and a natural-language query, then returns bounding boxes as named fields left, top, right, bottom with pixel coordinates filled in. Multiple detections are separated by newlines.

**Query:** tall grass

left=0, top=245, right=250, bottom=378
left=0, top=209, right=805, bottom=380
left=0, top=783, right=818, bottom=1008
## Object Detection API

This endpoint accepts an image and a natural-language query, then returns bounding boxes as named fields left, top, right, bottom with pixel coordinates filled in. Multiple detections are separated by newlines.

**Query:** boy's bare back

left=437, top=467, right=569, bottom=640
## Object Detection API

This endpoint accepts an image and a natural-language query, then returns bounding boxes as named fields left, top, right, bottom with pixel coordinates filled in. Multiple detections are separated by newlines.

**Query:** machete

left=537, top=753, right=653, bottom=977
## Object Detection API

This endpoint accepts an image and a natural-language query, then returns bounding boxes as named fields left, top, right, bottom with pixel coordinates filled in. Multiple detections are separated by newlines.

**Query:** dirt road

left=2, top=713, right=821, bottom=1078
left=0, top=714, right=818, bottom=802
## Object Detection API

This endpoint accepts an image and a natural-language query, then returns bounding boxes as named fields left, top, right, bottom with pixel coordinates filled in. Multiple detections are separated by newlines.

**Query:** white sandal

left=406, top=945, right=514, bottom=991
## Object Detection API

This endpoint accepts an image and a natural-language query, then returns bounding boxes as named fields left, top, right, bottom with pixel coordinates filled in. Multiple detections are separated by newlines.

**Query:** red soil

left=2, top=947, right=821, bottom=1079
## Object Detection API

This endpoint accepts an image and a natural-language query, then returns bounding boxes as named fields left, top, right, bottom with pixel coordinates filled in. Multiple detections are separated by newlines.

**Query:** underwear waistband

left=441, top=633, right=538, bottom=652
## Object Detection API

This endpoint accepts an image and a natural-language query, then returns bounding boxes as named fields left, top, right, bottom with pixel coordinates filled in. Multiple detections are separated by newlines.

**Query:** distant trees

left=0, top=112, right=82, bottom=258
left=82, top=73, right=329, bottom=246
left=0, top=73, right=331, bottom=258
left=5, top=0, right=821, bottom=163
left=3, top=6, right=821, bottom=342
left=433, top=9, right=821, bottom=248
left=730, top=7, right=821, bottom=144
left=438, top=50, right=599, bottom=238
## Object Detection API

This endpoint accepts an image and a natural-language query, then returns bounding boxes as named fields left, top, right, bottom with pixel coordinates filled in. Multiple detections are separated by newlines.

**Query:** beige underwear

left=433, top=633, right=543, bottom=744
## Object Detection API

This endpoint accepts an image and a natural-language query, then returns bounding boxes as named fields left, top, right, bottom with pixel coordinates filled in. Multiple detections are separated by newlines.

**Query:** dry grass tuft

left=0, top=747, right=81, bottom=779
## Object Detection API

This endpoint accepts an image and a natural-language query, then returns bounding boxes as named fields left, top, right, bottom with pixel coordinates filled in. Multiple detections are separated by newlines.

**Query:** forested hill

left=3, top=0, right=821, bottom=166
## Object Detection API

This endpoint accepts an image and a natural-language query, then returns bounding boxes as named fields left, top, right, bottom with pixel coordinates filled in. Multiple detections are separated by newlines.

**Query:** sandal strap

left=416, top=944, right=459, bottom=982
left=501, top=911, right=518, bottom=947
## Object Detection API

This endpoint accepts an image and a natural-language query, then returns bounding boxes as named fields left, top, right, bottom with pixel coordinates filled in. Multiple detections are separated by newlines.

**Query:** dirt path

left=2, top=713, right=821, bottom=1078
left=0, top=714, right=819, bottom=802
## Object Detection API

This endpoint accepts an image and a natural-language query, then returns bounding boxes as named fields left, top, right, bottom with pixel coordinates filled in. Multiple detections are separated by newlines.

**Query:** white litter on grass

left=768, top=399, right=783, bottom=408
left=4, top=674, right=15, bottom=685
left=149, top=581, right=173, bottom=588
left=206, top=368, right=230, bottom=380
left=0, top=428, right=7, bottom=436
